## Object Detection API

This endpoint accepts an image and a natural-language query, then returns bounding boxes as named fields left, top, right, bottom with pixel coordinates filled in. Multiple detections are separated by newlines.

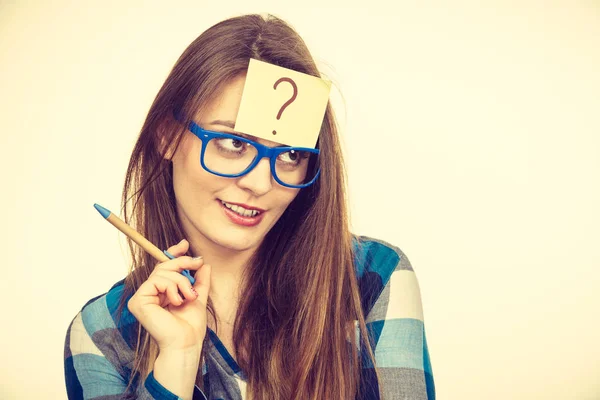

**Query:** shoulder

left=352, top=236, right=435, bottom=398
left=65, top=279, right=137, bottom=368
left=64, top=279, right=141, bottom=397
left=74, top=279, right=136, bottom=336
left=352, top=235, right=413, bottom=279
left=351, top=235, right=418, bottom=317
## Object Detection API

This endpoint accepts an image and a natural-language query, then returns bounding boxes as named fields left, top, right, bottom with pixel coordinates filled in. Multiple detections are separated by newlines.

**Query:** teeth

left=221, top=201, right=261, bottom=217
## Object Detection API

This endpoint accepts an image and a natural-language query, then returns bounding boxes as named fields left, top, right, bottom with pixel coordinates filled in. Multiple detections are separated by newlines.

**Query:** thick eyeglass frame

left=184, top=119, right=321, bottom=189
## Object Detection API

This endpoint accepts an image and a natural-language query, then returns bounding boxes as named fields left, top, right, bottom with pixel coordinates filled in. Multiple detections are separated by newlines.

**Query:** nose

left=236, top=157, right=273, bottom=196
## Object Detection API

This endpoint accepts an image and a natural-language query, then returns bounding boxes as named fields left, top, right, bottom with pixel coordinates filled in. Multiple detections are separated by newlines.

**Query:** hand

left=127, top=239, right=211, bottom=353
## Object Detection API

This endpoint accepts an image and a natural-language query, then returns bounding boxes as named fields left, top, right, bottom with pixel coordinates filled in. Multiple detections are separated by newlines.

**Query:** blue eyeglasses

left=182, top=119, right=321, bottom=189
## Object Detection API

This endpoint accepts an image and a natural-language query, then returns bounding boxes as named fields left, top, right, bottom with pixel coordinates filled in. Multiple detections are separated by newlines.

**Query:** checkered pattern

left=64, top=235, right=435, bottom=399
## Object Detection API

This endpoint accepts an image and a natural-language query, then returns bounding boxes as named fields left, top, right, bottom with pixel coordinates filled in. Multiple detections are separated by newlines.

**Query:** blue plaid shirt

left=64, top=235, right=435, bottom=399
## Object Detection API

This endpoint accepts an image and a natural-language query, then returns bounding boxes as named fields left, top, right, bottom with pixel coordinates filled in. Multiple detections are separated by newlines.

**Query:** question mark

left=272, top=77, right=298, bottom=135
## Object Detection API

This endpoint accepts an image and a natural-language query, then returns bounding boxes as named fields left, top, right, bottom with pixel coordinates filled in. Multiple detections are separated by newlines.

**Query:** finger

left=144, top=275, right=185, bottom=307
left=193, top=263, right=211, bottom=306
left=127, top=296, right=178, bottom=346
left=165, top=238, right=189, bottom=258
left=153, top=269, right=199, bottom=301
left=155, top=255, right=205, bottom=273
left=129, top=282, right=169, bottom=311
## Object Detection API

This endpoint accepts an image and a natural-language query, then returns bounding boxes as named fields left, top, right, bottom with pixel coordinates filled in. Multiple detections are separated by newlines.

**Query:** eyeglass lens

left=203, top=137, right=318, bottom=186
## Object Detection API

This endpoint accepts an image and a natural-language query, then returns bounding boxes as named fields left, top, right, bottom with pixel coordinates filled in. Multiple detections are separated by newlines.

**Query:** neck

left=186, top=236, right=257, bottom=330
left=189, top=240, right=251, bottom=290
left=177, top=209, right=258, bottom=325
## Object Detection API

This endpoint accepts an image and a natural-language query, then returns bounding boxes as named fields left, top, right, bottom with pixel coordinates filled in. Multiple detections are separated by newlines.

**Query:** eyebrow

left=210, top=119, right=236, bottom=129
left=209, top=119, right=252, bottom=139
left=209, top=119, right=288, bottom=147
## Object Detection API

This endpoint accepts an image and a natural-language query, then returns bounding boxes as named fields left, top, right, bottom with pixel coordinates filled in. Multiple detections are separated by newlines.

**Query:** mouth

left=219, top=200, right=265, bottom=216
left=218, top=199, right=266, bottom=227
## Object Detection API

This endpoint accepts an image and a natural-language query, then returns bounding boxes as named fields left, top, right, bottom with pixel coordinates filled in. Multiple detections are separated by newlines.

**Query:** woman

left=64, top=13, right=435, bottom=400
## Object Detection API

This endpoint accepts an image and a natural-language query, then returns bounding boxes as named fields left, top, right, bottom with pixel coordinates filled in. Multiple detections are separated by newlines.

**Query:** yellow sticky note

left=234, top=58, right=331, bottom=148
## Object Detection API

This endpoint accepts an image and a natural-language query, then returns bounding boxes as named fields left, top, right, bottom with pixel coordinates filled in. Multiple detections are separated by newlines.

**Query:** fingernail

left=180, top=239, right=187, bottom=244
left=192, top=256, right=202, bottom=261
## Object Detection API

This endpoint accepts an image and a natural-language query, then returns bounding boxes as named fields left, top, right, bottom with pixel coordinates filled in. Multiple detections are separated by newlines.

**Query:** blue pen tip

left=94, top=203, right=111, bottom=219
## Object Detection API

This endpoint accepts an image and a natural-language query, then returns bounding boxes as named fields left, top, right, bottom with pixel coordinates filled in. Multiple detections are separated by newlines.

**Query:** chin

left=210, top=231, right=262, bottom=252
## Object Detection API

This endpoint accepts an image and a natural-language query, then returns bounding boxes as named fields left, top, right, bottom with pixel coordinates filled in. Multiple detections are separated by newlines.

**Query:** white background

left=1, top=1, right=599, bottom=399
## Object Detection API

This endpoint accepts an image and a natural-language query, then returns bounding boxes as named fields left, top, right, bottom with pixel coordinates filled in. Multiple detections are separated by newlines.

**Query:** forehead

left=193, top=75, right=287, bottom=148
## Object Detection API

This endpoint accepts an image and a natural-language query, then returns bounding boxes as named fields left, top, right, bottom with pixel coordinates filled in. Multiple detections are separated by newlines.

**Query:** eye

left=230, top=139, right=244, bottom=149
left=278, top=149, right=308, bottom=164
left=286, top=150, right=299, bottom=161
left=215, top=138, right=247, bottom=153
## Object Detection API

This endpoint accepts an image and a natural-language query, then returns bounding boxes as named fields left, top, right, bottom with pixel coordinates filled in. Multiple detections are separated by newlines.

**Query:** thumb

left=193, top=263, right=211, bottom=306
left=165, top=238, right=189, bottom=258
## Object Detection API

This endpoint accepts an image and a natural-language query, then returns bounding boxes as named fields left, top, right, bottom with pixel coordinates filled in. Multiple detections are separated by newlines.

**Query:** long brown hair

left=114, top=13, right=381, bottom=399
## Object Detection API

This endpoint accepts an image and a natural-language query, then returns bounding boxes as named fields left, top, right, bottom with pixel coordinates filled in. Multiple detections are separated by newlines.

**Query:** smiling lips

left=219, top=199, right=266, bottom=226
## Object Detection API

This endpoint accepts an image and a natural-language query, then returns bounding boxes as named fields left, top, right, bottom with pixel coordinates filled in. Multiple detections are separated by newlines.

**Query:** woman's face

left=170, top=74, right=301, bottom=253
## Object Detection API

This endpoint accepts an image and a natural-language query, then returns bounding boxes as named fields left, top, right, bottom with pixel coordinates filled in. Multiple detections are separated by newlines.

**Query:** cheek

left=173, top=140, right=201, bottom=179
left=173, top=152, right=226, bottom=199
left=273, top=188, right=300, bottom=211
